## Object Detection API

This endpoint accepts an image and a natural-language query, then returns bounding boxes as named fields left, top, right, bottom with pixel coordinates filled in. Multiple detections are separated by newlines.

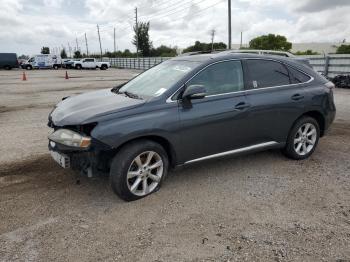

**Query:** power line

left=139, top=0, right=194, bottom=19
left=142, top=0, right=211, bottom=22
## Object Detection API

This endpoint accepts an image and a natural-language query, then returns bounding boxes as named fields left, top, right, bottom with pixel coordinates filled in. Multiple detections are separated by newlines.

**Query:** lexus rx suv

left=48, top=53, right=336, bottom=201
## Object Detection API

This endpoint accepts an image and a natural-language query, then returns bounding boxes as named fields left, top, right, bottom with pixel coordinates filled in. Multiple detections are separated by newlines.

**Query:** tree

left=249, top=34, right=292, bottom=51
left=336, top=44, right=350, bottom=54
left=294, top=50, right=319, bottom=55
left=41, top=46, right=50, bottom=54
left=73, top=50, right=82, bottom=59
left=150, top=45, right=177, bottom=57
left=182, top=41, right=227, bottom=53
left=133, top=21, right=152, bottom=56
left=18, top=54, right=29, bottom=60
left=60, top=48, right=68, bottom=58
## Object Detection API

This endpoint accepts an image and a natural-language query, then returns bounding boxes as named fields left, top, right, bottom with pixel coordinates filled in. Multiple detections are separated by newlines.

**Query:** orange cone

left=65, top=71, right=69, bottom=80
left=22, top=71, right=27, bottom=81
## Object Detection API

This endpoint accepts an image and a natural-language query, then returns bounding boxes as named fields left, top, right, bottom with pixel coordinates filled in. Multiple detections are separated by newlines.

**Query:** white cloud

left=0, top=0, right=350, bottom=55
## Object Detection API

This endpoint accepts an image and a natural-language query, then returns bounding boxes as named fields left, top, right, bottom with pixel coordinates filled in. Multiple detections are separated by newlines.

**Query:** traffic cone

left=65, top=71, right=69, bottom=80
left=22, top=71, right=27, bottom=81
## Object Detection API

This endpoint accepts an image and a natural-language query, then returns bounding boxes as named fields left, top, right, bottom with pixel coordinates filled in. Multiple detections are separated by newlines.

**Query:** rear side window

left=287, top=66, right=311, bottom=83
left=245, top=59, right=290, bottom=89
left=187, top=60, right=244, bottom=96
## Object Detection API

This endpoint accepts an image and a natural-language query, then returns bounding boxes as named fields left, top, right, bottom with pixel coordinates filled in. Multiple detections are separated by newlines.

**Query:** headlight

left=48, top=129, right=91, bottom=148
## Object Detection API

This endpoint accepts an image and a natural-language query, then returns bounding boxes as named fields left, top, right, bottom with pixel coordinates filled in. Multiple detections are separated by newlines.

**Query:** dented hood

left=50, top=88, right=144, bottom=126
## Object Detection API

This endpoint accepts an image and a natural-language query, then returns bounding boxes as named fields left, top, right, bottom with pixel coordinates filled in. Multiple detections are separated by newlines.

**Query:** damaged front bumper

left=48, top=130, right=112, bottom=176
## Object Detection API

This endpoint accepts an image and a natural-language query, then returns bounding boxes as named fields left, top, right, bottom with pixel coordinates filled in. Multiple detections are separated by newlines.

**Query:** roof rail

left=179, top=49, right=227, bottom=56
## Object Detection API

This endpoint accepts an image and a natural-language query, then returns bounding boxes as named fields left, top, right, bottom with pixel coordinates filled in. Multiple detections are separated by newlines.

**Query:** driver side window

left=187, top=60, right=244, bottom=96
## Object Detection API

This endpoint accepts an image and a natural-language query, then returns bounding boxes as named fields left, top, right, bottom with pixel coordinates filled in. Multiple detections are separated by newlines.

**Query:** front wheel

left=110, top=140, right=169, bottom=201
left=283, top=116, right=320, bottom=160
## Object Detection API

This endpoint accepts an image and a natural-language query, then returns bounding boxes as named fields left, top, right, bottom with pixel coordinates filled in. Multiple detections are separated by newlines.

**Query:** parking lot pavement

left=0, top=69, right=350, bottom=261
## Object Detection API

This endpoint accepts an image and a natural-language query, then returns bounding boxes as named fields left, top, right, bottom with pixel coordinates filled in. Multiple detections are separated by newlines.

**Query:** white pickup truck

left=72, top=58, right=110, bottom=70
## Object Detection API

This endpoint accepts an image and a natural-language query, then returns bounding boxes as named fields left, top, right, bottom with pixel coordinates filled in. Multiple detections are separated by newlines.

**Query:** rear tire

left=26, top=65, right=32, bottom=70
left=53, top=64, right=59, bottom=70
left=110, top=140, right=169, bottom=201
left=4, top=65, right=11, bottom=70
left=100, top=64, right=107, bottom=70
left=75, top=64, right=82, bottom=70
left=283, top=116, right=320, bottom=160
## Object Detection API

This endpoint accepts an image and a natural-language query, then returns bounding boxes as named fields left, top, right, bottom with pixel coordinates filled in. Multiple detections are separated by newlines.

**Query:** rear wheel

left=53, top=64, right=59, bottom=70
left=283, top=116, right=320, bottom=160
left=75, top=64, right=82, bottom=70
left=110, top=140, right=168, bottom=201
left=26, top=65, right=32, bottom=70
left=100, top=64, right=107, bottom=70
left=4, top=65, right=11, bottom=70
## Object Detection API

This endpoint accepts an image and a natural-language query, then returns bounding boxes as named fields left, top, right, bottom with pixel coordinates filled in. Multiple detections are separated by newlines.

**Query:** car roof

left=171, top=52, right=319, bottom=79
left=172, top=52, right=291, bottom=63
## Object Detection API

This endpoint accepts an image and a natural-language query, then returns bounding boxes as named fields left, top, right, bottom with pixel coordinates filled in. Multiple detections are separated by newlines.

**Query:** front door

left=177, top=60, right=253, bottom=163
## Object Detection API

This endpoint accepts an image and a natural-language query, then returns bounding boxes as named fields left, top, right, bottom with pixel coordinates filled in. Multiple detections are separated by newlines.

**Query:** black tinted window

left=188, top=60, right=244, bottom=95
left=246, top=60, right=290, bottom=88
left=288, top=66, right=311, bottom=83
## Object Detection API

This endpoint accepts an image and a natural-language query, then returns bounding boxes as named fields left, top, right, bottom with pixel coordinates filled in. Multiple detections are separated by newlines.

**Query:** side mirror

left=182, top=85, right=207, bottom=100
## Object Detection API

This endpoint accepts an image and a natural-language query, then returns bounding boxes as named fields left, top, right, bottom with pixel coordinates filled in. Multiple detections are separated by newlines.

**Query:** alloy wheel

left=293, top=123, right=317, bottom=156
left=126, top=151, right=164, bottom=196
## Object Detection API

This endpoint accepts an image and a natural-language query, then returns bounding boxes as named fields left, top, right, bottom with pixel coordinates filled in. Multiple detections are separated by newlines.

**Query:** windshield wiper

left=117, top=90, right=143, bottom=100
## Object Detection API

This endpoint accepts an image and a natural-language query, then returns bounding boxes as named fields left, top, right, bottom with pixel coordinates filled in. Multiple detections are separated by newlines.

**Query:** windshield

left=118, top=60, right=200, bottom=98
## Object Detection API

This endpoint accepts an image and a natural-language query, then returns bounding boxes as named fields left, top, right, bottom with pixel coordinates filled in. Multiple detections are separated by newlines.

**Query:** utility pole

left=135, top=7, right=138, bottom=58
left=113, top=27, right=116, bottom=55
left=228, top=0, right=232, bottom=50
left=97, top=24, right=103, bottom=60
left=67, top=42, right=72, bottom=58
left=240, top=31, right=243, bottom=48
left=210, top=29, right=216, bottom=51
left=84, top=32, right=89, bottom=57
left=75, top=37, right=79, bottom=52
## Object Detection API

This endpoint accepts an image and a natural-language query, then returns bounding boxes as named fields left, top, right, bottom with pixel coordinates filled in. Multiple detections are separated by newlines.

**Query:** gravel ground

left=0, top=69, right=349, bottom=262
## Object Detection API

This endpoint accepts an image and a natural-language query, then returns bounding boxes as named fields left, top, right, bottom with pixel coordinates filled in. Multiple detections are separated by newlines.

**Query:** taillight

left=325, top=81, right=335, bottom=89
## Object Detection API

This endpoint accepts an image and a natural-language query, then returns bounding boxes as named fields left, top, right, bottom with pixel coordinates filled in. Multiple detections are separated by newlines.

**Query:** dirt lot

left=0, top=69, right=349, bottom=262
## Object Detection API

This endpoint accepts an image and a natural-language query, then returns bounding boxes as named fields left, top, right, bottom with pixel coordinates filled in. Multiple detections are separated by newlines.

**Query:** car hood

left=50, top=88, right=145, bottom=126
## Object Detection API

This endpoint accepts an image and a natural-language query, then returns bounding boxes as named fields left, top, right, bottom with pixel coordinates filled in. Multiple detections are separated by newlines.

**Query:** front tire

left=283, top=116, right=320, bottom=160
left=110, top=140, right=169, bottom=201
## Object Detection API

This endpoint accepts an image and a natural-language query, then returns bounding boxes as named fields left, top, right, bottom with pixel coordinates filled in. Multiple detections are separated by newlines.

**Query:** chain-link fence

left=105, top=57, right=171, bottom=70
left=300, top=54, right=350, bottom=78
left=105, top=55, right=350, bottom=79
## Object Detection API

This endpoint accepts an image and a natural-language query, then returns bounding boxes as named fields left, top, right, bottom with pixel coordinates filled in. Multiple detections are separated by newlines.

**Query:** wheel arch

left=102, top=135, right=177, bottom=169
left=298, top=110, right=326, bottom=137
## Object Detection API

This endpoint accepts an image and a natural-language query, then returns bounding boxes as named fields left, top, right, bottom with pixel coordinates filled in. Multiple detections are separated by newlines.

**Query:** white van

left=22, top=54, right=62, bottom=70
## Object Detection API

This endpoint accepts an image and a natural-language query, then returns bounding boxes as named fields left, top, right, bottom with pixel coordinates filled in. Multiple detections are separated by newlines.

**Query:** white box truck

left=22, top=54, right=62, bottom=70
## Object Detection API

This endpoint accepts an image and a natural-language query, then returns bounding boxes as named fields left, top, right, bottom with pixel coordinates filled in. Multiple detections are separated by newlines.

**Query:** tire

left=100, top=65, right=107, bottom=70
left=4, top=65, right=11, bottom=70
left=110, top=140, right=169, bottom=201
left=26, top=65, right=32, bottom=70
left=283, top=116, right=320, bottom=160
left=75, top=64, right=82, bottom=70
left=53, top=65, right=59, bottom=70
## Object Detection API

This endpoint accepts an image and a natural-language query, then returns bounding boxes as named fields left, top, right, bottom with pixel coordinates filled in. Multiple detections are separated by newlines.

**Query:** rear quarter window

left=287, top=66, right=311, bottom=83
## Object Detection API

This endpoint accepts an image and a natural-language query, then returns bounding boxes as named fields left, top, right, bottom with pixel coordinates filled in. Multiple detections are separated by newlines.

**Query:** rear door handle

left=234, top=102, right=251, bottom=110
left=291, top=94, right=304, bottom=101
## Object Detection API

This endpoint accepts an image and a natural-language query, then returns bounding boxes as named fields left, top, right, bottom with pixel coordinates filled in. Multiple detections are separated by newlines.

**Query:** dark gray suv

left=48, top=53, right=336, bottom=201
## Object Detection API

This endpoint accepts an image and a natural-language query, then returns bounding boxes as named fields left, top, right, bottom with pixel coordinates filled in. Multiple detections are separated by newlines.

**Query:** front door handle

left=234, top=102, right=251, bottom=110
left=291, top=94, right=304, bottom=101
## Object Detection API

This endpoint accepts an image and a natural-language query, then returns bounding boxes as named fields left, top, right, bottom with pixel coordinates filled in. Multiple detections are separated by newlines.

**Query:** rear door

left=177, top=60, right=253, bottom=162
left=242, top=59, right=310, bottom=144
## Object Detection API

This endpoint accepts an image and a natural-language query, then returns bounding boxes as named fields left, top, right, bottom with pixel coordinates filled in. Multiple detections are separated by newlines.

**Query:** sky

left=0, top=0, right=350, bottom=56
